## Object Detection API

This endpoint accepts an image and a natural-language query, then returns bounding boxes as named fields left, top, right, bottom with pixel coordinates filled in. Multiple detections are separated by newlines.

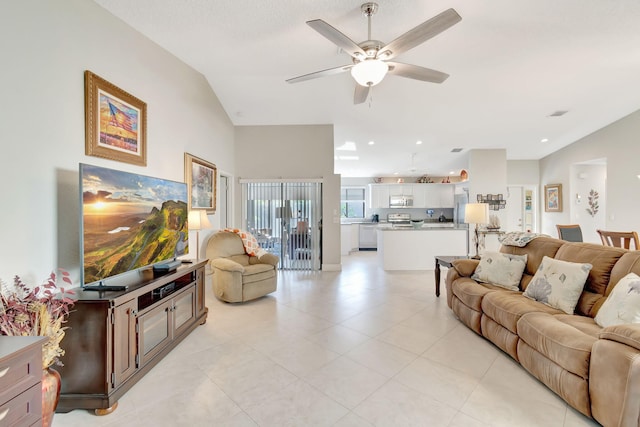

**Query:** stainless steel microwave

left=389, top=195, right=413, bottom=208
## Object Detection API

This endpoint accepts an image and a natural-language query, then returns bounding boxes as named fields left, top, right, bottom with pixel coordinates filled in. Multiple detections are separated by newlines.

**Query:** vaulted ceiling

left=94, top=0, right=640, bottom=178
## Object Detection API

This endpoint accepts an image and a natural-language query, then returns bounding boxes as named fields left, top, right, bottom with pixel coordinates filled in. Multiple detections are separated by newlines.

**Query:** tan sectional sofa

left=445, top=236, right=640, bottom=427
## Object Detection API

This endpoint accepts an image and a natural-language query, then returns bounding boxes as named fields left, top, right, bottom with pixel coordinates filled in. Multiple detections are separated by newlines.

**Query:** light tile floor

left=53, top=251, right=601, bottom=426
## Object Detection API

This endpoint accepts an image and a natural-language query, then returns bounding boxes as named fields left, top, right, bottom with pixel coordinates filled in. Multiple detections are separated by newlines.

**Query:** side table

left=434, top=255, right=470, bottom=297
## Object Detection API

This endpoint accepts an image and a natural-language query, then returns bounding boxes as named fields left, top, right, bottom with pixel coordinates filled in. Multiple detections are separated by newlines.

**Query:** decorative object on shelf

left=185, top=152, right=217, bottom=213
left=460, top=169, right=469, bottom=181
left=441, top=176, right=451, bottom=183
left=417, top=175, right=434, bottom=183
left=544, top=183, right=563, bottom=212
left=0, top=270, right=75, bottom=425
left=476, top=193, right=507, bottom=210
left=42, top=367, right=61, bottom=427
left=84, top=70, right=147, bottom=166
left=397, top=178, right=404, bottom=183
left=465, top=203, right=489, bottom=258
left=373, top=177, right=383, bottom=183
left=586, top=189, right=599, bottom=217
left=188, top=211, right=212, bottom=261
left=487, top=214, right=501, bottom=230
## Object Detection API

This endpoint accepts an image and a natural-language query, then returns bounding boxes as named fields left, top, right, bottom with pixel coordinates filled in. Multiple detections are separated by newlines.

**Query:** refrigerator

left=454, top=191, right=469, bottom=225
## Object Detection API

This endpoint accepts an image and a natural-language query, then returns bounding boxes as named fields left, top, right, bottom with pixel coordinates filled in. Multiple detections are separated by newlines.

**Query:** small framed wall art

left=184, top=153, right=217, bottom=213
left=84, top=70, right=147, bottom=166
left=544, top=183, right=563, bottom=212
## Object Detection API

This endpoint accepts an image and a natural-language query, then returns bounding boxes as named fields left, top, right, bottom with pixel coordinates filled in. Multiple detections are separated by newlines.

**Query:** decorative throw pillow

left=595, top=273, right=640, bottom=327
left=523, top=256, right=592, bottom=314
left=471, top=252, right=528, bottom=291
left=222, top=228, right=267, bottom=258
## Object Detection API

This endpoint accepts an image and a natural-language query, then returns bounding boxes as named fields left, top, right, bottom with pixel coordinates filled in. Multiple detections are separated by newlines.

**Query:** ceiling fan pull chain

left=368, top=86, right=373, bottom=108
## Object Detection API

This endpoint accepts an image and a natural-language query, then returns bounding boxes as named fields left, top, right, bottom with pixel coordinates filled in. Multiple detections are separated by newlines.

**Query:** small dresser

left=0, top=336, right=46, bottom=427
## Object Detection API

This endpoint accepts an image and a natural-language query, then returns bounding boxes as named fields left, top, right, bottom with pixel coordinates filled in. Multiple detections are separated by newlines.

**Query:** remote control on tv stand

left=84, top=285, right=128, bottom=292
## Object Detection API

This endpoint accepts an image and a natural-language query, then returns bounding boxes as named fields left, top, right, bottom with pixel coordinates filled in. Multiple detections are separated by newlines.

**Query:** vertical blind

left=241, top=181, right=322, bottom=270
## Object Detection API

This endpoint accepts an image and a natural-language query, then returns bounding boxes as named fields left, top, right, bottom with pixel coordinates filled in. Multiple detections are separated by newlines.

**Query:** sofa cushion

left=471, top=252, right=527, bottom=291
left=500, top=236, right=565, bottom=290
left=242, top=263, right=276, bottom=284
left=481, top=291, right=562, bottom=334
left=523, top=256, right=592, bottom=314
left=595, top=273, right=640, bottom=327
left=451, top=278, right=502, bottom=312
left=517, top=312, right=597, bottom=379
left=554, top=242, right=626, bottom=297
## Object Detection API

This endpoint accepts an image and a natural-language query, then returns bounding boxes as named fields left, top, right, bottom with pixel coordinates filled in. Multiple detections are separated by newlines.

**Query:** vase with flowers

left=0, top=270, right=75, bottom=427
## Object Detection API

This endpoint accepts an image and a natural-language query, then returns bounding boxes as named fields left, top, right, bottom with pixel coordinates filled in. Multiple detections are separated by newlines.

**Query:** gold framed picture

left=184, top=153, right=217, bottom=213
left=544, top=183, right=563, bottom=212
left=84, top=70, right=147, bottom=166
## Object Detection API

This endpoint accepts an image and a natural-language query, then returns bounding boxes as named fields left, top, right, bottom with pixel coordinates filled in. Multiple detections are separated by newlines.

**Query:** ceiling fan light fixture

left=351, top=59, right=388, bottom=87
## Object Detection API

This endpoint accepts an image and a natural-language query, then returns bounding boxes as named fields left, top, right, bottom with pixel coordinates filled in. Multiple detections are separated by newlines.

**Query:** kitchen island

left=377, top=224, right=468, bottom=271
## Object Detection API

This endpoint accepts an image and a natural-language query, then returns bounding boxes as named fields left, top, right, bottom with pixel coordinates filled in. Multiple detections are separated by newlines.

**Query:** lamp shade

left=351, top=59, right=389, bottom=87
left=464, top=203, right=489, bottom=224
left=188, top=210, right=212, bottom=231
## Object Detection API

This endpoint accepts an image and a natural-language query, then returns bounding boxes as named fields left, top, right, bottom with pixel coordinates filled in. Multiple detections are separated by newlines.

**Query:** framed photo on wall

left=84, top=70, right=147, bottom=166
left=544, top=183, right=563, bottom=212
left=185, top=153, right=217, bottom=213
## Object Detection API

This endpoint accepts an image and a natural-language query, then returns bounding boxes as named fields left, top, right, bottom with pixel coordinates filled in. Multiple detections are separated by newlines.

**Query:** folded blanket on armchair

left=223, top=228, right=267, bottom=258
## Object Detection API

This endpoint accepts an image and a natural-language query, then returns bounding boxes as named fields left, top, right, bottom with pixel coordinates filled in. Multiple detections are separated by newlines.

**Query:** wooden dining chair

left=556, top=224, right=583, bottom=242
left=596, top=229, right=640, bottom=250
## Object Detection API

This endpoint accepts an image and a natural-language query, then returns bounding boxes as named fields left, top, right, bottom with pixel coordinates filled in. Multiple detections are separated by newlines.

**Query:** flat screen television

left=80, top=163, right=189, bottom=288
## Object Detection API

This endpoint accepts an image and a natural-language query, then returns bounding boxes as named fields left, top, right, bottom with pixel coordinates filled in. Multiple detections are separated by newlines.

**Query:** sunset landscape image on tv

left=81, top=164, right=188, bottom=285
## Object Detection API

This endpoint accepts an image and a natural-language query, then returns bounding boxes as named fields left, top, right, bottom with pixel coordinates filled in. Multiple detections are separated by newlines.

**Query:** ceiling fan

left=286, top=2, right=462, bottom=104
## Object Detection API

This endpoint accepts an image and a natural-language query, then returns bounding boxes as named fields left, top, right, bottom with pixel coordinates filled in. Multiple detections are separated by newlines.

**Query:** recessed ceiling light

left=416, top=140, right=423, bottom=145
left=393, top=172, right=399, bottom=175
left=368, top=141, right=375, bottom=145
left=541, top=138, right=549, bottom=143
left=449, top=171, right=455, bottom=175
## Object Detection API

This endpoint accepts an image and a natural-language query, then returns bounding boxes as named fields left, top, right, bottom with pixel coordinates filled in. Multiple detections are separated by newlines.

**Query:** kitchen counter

left=377, top=227, right=468, bottom=271
left=377, top=223, right=464, bottom=230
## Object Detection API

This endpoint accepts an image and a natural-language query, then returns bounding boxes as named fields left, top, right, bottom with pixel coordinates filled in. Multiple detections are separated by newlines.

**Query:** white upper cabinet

left=370, top=183, right=454, bottom=209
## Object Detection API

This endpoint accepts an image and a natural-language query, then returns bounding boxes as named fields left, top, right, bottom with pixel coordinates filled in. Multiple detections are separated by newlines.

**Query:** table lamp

left=188, top=210, right=212, bottom=261
left=464, top=203, right=489, bottom=258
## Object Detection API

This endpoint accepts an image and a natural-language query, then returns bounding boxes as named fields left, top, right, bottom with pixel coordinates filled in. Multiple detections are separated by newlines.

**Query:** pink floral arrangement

left=0, top=270, right=75, bottom=368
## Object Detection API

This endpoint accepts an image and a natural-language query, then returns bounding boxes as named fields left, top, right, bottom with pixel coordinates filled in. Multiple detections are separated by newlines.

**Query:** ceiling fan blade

left=307, top=19, right=367, bottom=59
left=377, top=8, right=461, bottom=60
left=387, top=62, right=449, bottom=83
left=354, top=84, right=370, bottom=104
left=286, top=64, right=353, bottom=84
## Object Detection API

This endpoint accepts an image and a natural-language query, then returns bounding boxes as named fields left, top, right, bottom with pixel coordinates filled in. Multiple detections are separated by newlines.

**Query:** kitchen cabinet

left=420, top=184, right=454, bottom=208
left=57, top=261, right=208, bottom=415
left=340, top=223, right=361, bottom=255
left=369, top=183, right=454, bottom=209
left=369, top=184, right=390, bottom=208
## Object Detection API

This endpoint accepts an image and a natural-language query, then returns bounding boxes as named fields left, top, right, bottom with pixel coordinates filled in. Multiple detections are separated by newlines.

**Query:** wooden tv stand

left=56, top=260, right=208, bottom=414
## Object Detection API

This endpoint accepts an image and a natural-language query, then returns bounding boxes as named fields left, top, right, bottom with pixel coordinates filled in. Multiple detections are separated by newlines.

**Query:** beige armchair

left=206, top=231, right=279, bottom=302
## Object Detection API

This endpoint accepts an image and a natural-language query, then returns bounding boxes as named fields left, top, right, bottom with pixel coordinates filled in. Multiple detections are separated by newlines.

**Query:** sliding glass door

left=241, top=180, right=322, bottom=270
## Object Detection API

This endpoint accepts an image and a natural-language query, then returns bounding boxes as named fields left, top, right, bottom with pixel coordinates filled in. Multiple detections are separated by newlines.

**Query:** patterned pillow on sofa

left=595, top=272, right=640, bottom=327
left=471, top=252, right=528, bottom=291
left=523, top=256, right=592, bottom=314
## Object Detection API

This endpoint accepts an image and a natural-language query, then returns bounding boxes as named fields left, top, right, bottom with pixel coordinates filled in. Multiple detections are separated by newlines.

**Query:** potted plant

left=0, top=270, right=75, bottom=426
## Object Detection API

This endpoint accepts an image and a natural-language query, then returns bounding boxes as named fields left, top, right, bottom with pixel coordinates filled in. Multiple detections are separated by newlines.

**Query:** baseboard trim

left=322, top=263, right=342, bottom=271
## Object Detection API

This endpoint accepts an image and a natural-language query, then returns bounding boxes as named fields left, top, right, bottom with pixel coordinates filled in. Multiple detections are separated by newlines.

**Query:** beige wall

left=540, top=109, right=640, bottom=237
left=234, top=125, right=341, bottom=269
left=0, top=1, right=235, bottom=283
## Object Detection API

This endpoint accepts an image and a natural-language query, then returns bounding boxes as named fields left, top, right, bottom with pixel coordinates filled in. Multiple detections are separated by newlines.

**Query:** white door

left=506, top=186, right=537, bottom=232
left=506, top=186, right=524, bottom=231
